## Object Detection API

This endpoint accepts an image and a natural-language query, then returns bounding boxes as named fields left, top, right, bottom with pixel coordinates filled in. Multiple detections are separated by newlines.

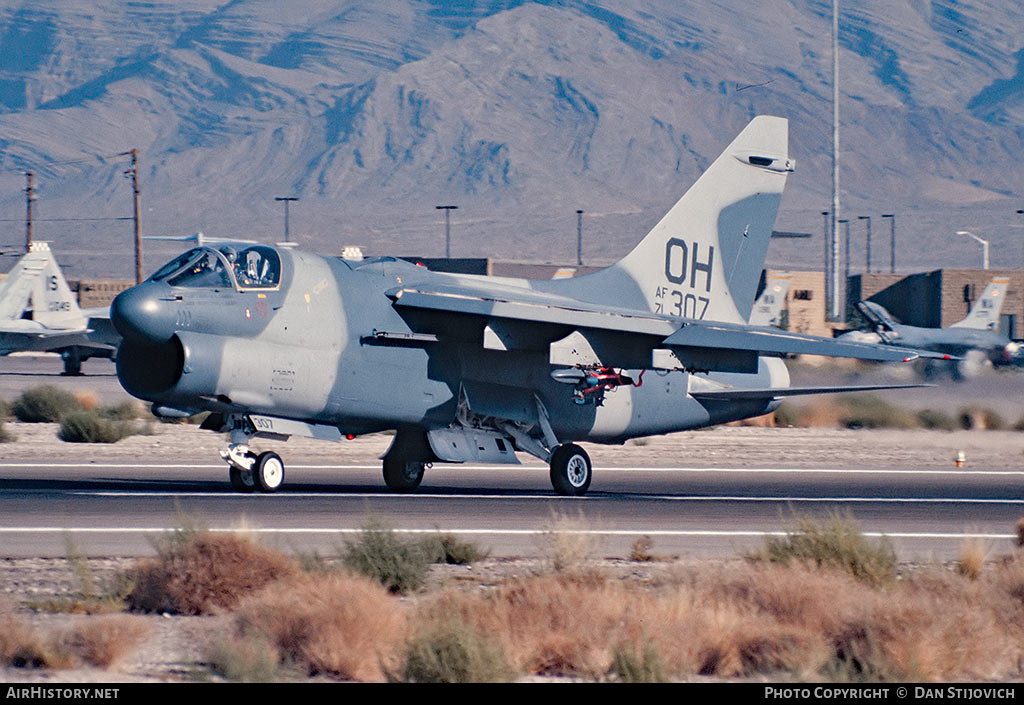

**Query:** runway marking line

left=63, top=491, right=1024, bottom=505
left=0, top=527, right=1013, bottom=540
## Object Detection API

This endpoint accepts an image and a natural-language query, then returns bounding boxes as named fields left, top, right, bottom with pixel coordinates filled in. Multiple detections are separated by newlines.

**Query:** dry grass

left=535, top=510, right=599, bottom=573
left=126, top=532, right=300, bottom=614
left=208, top=631, right=285, bottom=682
left=0, top=600, right=73, bottom=669
left=72, top=389, right=101, bottom=411
left=403, top=616, right=514, bottom=682
left=9, top=545, right=1024, bottom=680
left=629, top=536, right=656, bottom=562
left=410, top=560, right=1023, bottom=681
left=230, top=572, right=407, bottom=681
left=956, top=537, right=990, bottom=581
left=434, top=572, right=644, bottom=677
left=751, top=510, right=897, bottom=586
left=60, top=615, right=150, bottom=668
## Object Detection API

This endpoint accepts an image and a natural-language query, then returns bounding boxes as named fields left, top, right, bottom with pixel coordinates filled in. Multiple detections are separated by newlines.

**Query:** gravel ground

left=3, top=419, right=1024, bottom=469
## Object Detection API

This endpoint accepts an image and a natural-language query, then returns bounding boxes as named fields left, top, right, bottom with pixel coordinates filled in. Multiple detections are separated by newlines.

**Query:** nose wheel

left=223, top=444, right=285, bottom=493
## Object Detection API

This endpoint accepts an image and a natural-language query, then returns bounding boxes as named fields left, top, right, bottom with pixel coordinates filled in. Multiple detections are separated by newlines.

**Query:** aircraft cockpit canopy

left=226, top=245, right=281, bottom=289
left=149, top=245, right=282, bottom=290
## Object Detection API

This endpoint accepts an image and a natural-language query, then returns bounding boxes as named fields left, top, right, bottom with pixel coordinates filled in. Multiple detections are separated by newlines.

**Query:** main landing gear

left=381, top=428, right=432, bottom=493
left=222, top=441, right=285, bottom=493
left=548, top=443, right=592, bottom=496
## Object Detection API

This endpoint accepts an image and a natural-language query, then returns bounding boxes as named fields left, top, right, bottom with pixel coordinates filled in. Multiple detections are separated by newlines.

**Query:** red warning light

left=346, top=433, right=355, bottom=440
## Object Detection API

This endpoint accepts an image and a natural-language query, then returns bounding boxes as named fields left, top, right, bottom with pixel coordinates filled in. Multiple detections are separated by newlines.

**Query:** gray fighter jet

left=0, top=242, right=119, bottom=374
left=110, top=116, right=941, bottom=495
left=842, top=278, right=1016, bottom=378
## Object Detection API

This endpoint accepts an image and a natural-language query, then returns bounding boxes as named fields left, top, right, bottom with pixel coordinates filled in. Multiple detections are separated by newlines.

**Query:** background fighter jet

left=749, top=272, right=791, bottom=327
left=843, top=278, right=1016, bottom=379
left=110, top=116, right=941, bottom=495
left=0, top=242, right=119, bottom=374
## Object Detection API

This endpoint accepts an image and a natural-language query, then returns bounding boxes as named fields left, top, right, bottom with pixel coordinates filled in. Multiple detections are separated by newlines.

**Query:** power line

left=0, top=217, right=132, bottom=223
left=0, top=151, right=129, bottom=172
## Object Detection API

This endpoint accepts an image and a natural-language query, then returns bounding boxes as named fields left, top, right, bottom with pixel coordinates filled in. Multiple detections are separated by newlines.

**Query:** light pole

left=274, top=197, right=298, bottom=242
left=881, top=214, right=895, bottom=273
left=840, top=219, right=850, bottom=318
left=1017, top=209, right=1023, bottom=267
left=822, top=211, right=832, bottom=322
left=957, top=230, right=989, bottom=270
left=576, top=209, right=583, bottom=266
left=435, top=205, right=458, bottom=258
left=828, top=0, right=841, bottom=321
left=858, top=215, right=871, bottom=273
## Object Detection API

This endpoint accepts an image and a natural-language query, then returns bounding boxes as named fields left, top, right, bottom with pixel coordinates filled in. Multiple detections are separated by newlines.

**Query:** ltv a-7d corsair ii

left=111, top=116, right=941, bottom=495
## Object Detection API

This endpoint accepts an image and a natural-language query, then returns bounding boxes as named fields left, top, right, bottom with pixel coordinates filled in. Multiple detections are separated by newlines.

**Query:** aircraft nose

left=111, top=282, right=176, bottom=343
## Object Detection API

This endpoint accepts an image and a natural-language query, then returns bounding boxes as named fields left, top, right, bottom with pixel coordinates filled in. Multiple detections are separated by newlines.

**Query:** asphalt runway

left=1, top=354, right=1022, bottom=561
left=1, top=460, right=1021, bottom=560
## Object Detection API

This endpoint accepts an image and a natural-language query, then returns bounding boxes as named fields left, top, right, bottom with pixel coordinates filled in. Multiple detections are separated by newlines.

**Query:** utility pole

left=435, top=205, right=458, bottom=258
left=858, top=215, right=871, bottom=273
left=274, top=196, right=298, bottom=242
left=881, top=214, right=895, bottom=273
left=128, top=149, right=142, bottom=284
left=576, top=209, right=583, bottom=266
left=24, top=171, right=34, bottom=253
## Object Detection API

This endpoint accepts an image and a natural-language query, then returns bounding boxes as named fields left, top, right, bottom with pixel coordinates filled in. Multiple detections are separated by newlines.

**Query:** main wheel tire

left=382, top=455, right=425, bottom=493
left=549, top=443, right=592, bottom=496
left=254, top=451, right=285, bottom=493
left=229, top=465, right=256, bottom=493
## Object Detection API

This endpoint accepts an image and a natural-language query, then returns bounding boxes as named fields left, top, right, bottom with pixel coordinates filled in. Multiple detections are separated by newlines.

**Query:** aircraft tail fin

left=0, top=247, right=47, bottom=321
left=749, top=272, right=791, bottom=327
left=548, top=116, right=793, bottom=324
left=857, top=301, right=899, bottom=331
left=25, top=243, right=84, bottom=328
left=950, top=278, right=1008, bottom=330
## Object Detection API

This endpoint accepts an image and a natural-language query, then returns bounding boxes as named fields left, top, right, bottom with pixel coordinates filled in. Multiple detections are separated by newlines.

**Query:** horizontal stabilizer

left=691, top=383, right=930, bottom=401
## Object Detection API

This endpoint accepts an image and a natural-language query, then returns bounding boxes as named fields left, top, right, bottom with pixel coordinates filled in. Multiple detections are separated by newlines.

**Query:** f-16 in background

left=110, top=117, right=943, bottom=495
left=0, top=242, right=117, bottom=374
left=839, top=277, right=1020, bottom=379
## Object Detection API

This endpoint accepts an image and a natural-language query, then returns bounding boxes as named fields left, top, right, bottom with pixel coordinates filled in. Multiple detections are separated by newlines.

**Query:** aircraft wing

left=660, top=321, right=951, bottom=362
left=387, top=284, right=950, bottom=367
left=388, top=284, right=675, bottom=336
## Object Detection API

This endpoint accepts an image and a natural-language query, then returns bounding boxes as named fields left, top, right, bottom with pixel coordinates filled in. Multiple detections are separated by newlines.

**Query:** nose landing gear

left=222, top=441, right=285, bottom=493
